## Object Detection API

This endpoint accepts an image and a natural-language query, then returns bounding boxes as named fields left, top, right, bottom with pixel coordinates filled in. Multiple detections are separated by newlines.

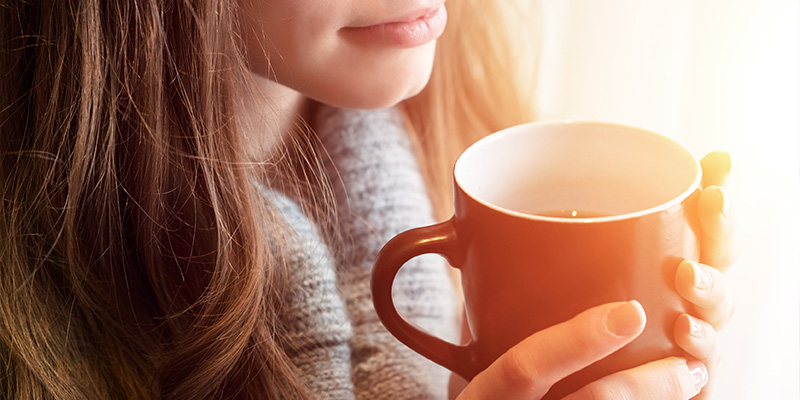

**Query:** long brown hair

left=0, top=0, right=539, bottom=398
left=404, top=0, right=540, bottom=218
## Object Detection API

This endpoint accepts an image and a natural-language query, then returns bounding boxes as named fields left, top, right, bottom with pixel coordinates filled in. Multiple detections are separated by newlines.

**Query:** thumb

left=458, top=301, right=646, bottom=400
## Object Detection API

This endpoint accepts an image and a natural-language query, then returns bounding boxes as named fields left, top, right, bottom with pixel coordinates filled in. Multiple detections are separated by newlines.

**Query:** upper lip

left=344, top=1, right=445, bottom=29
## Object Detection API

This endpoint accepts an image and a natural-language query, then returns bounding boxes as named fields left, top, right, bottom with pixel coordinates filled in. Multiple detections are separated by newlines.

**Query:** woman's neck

left=238, top=72, right=307, bottom=162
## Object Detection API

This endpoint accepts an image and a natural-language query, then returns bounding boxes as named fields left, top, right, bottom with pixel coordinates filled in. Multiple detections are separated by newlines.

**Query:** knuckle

left=722, top=300, right=736, bottom=328
left=708, top=313, right=725, bottom=332
left=706, top=296, right=733, bottom=330
left=713, top=344, right=723, bottom=367
left=496, top=348, right=541, bottom=392
left=579, top=381, right=633, bottom=400
left=665, top=362, right=693, bottom=398
left=708, top=329, right=722, bottom=362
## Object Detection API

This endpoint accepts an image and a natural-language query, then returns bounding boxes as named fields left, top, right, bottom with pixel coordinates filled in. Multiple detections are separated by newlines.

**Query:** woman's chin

left=312, top=74, right=431, bottom=110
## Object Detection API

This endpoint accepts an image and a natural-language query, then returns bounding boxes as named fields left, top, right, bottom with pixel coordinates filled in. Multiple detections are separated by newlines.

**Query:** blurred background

left=535, top=0, right=799, bottom=398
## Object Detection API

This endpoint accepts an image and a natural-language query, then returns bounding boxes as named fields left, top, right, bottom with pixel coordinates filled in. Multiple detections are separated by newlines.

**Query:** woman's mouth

left=340, top=4, right=448, bottom=49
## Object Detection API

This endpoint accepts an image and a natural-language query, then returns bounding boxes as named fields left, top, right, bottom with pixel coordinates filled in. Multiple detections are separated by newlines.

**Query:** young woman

left=0, top=0, right=736, bottom=398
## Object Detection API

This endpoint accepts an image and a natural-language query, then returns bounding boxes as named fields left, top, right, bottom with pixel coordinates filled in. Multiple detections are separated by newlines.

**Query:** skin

left=236, top=1, right=738, bottom=398
left=453, top=153, right=737, bottom=399
left=238, top=0, right=439, bottom=110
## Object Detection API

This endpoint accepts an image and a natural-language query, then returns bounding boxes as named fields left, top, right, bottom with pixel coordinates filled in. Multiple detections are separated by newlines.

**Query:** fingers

left=674, top=315, right=721, bottom=399
left=457, top=301, right=645, bottom=400
left=698, top=185, right=739, bottom=270
left=564, top=357, right=708, bottom=400
left=563, top=312, right=718, bottom=400
left=698, top=151, right=739, bottom=270
left=700, top=151, right=731, bottom=188
left=674, top=314, right=721, bottom=365
left=675, top=260, right=735, bottom=330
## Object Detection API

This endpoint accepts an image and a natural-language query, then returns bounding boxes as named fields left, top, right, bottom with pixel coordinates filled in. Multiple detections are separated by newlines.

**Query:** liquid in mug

left=525, top=209, right=612, bottom=219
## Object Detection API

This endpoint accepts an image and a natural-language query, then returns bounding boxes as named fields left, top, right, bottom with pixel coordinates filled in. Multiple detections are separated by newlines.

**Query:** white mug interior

left=454, top=121, right=701, bottom=221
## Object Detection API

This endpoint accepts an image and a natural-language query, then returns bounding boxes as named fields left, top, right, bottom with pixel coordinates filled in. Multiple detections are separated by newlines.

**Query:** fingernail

left=717, top=186, right=733, bottom=218
left=605, top=301, right=645, bottom=337
left=690, top=261, right=713, bottom=291
left=687, top=360, right=709, bottom=391
left=687, top=315, right=704, bottom=339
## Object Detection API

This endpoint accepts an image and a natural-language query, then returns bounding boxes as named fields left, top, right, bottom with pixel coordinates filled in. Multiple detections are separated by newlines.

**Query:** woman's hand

left=457, top=301, right=708, bottom=400
left=697, top=150, right=738, bottom=270
left=670, top=150, right=738, bottom=399
left=672, top=260, right=730, bottom=400
left=455, top=152, right=738, bottom=400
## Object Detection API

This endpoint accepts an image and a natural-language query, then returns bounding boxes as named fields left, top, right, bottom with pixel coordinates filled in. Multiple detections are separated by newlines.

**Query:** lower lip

left=342, top=5, right=448, bottom=49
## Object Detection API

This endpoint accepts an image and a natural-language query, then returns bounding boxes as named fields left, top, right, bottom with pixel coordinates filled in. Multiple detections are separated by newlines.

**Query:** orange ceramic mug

left=372, top=121, right=703, bottom=398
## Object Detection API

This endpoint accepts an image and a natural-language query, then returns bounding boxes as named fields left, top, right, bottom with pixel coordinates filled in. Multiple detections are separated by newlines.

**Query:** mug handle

left=371, top=218, right=482, bottom=380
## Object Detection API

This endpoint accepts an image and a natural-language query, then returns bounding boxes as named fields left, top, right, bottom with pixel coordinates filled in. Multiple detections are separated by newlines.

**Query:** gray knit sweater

left=254, top=107, right=459, bottom=399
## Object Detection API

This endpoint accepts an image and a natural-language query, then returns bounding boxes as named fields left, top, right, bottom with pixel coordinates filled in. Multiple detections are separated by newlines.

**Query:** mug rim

left=453, top=120, right=702, bottom=224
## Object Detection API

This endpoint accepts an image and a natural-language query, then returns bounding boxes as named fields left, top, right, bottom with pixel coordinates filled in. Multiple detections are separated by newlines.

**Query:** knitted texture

left=257, top=107, right=459, bottom=399
left=264, top=190, right=356, bottom=399
left=317, top=107, right=459, bottom=399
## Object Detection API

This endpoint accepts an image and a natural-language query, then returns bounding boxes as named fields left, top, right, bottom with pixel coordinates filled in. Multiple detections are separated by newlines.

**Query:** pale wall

left=535, top=1, right=800, bottom=398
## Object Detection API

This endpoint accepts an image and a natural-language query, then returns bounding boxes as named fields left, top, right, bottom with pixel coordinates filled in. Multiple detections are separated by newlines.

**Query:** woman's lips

left=340, top=4, right=448, bottom=49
